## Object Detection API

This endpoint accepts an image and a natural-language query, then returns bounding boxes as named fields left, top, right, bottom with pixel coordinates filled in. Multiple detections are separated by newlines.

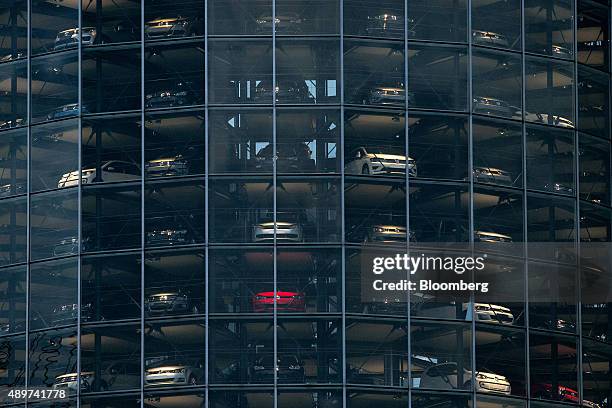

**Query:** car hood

left=257, top=221, right=296, bottom=228
left=367, top=153, right=409, bottom=161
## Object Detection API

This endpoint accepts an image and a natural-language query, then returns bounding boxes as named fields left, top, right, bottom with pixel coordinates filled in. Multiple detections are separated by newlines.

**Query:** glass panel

left=31, top=52, right=79, bottom=123
left=28, top=328, right=78, bottom=392
left=0, top=0, right=27, bottom=62
left=346, top=320, right=408, bottom=386
left=208, top=39, right=273, bottom=104
left=276, top=38, right=339, bottom=104
left=208, top=248, right=273, bottom=314
left=578, top=66, right=610, bottom=139
left=411, top=321, right=472, bottom=391
left=144, top=43, right=205, bottom=110
left=276, top=178, right=341, bottom=243
left=407, top=0, right=468, bottom=42
left=82, top=184, right=142, bottom=252
left=580, top=202, right=612, bottom=242
left=30, top=189, right=78, bottom=261
left=577, top=0, right=609, bottom=70
left=144, top=248, right=205, bottom=318
left=579, top=133, right=610, bottom=205
left=472, top=0, right=521, bottom=50
left=277, top=319, right=341, bottom=383
left=344, top=40, right=405, bottom=107
left=472, top=49, right=522, bottom=120
left=0, top=266, right=26, bottom=335
left=474, top=188, right=524, bottom=243
left=473, top=118, right=523, bottom=188
left=208, top=178, right=273, bottom=243
left=31, top=119, right=79, bottom=193
left=278, top=391, right=342, bottom=408
left=409, top=113, right=468, bottom=181
left=145, top=111, right=205, bottom=178
left=144, top=320, right=205, bottom=388
left=82, top=115, right=142, bottom=184
left=81, top=253, right=141, bottom=322
left=82, top=0, right=141, bottom=45
left=210, top=390, right=273, bottom=408
left=31, top=0, right=78, bottom=55
left=0, top=334, right=26, bottom=405
left=344, top=110, right=406, bottom=179
left=29, top=258, right=77, bottom=330
left=277, top=109, right=340, bottom=174
left=527, top=194, right=576, bottom=245
left=407, top=44, right=468, bottom=111
left=524, top=0, right=574, bottom=59
left=582, top=338, right=612, bottom=408
left=209, top=109, right=273, bottom=174
left=80, top=325, right=141, bottom=392
left=275, top=0, right=339, bottom=35
left=82, top=48, right=142, bottom=114
left=0, top=197, right=26, bottom=266
left=208, top=319, right=273, bottom=384
left=526, top=124, right=575, bottom=195
left=344, top=0, right=405, bottom=39
left=0, top=60, right=27, bottom=128
left=81, top=395, right=140, bottom=408
left=529, top=333, right=578, bottom=403
left=0, top=128, right=27, bottom=198
left=144, top=179, right=206, bottom=247
left=144, top=0, right=204, bottom=41
left=525, top=56, right=575, bottom=128
left=207, top=0, right=270, bottom=36
left=475, top=325, right=526, bottom=397
left=277, top=248, right=341, bottom=313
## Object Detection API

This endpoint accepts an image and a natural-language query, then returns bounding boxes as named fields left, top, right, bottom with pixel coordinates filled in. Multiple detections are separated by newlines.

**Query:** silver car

left=145, top=156, right=189, bottom=177
left=472, top=96, right=515, bottom=118
left=366, top=225, right=415, bottom=243
left=54, top=27, right=99, bottom=50
left=145, top=361, right=203, bottom=387
left=253, top=221, right=303, bottom=242
left=58, top=160, right=140, bottom=188
left=473, top=166, right=513, bottom=185
left=420, top=362, right=511, bottom=395
left=472, top=30, right=510, bottom=48
left=466, top=302, right=515, bottom=325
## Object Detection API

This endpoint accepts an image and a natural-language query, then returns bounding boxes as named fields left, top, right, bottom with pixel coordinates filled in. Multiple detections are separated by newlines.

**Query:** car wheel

left=188, top=375, right=197, bottom=386
left=361, top=165, right=370, bottom=175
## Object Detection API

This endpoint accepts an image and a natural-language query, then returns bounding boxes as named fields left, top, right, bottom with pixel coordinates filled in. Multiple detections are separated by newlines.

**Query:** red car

left=532, top=383, right=579, bottom=403
left=252, top=291, right=306, bottom=312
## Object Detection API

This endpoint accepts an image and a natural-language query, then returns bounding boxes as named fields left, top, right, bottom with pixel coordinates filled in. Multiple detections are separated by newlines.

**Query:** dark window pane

left=209, top=109, right=273, bottom=174
left=578, top=66, right=610, bottom=139
left=82, top=0, right=141, bottom=44
left=0, top=197, right=26, bottom=266
left=472, top=0, right=521, bottom=50
left=31, top=52, right=79, bottom=123
left=30, top=190, right=78, bottom=261
left=0, top=0, right=27, bottom=62
left=529, top=333, right=578, bottom=402
left=577, top=0, right=609, bottom=70
left=526, top=125, right=575, bottom=195
left=407, top=0, right=467, bottom=42
left=144, top=0, right=204, bottom=41
left=525, top=0, right=574, bottom=59
left=344, top=0, right=405, bottom=39
left=527, top=194, right=576, bottom=245
left=0, top=266, right=26, bottom=336
left=408, top=45, right=468, bottom=111
left=276, top=0, right=339, bottom=35
left=31, top=0, right=78, bottom=55
left=28, top=329, right=78, bottom=392
left=0, top=128, right=26, bottom=198
left=0, top=60, right=27, bottom=128
left=208, top=39, right=273, bottom=104
left=579, top=133, right=610, bottom=205
left=207, top=0, right=270, bottom=36
left=344, top=40, right=405, bottom=107
left=0, top=334, right=25, bottom=405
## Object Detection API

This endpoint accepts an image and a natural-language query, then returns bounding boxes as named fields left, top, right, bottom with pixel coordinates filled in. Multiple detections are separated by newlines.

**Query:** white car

left=465, top=303, right=514, bottom=325
left=420, top=362, right=511, bottom=395
left=58, top=161, right=140, bottom=188
left=345, top=147, right=416, bottom=176
left=473, top=166, right=513, bottom=185
left=525, top=112, right=574, bottom=128
left=145, top=361, right=203, bottom=387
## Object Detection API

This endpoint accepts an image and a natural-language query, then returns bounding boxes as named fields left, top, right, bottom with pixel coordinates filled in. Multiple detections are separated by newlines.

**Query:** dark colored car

left=250, top=354, right=304, bottom=383
left=145, top=291, right=200, bottom=316
left=145, top=227, right=192, bottom=246
left=252, top=290, right=306, bottom=312
left=253, top=143, right=315, bottom=172
left=472, top=96, right=515, bottom=118
left=145, top=82, right=198, bottom=108
left=47, top=103, right=89, bottom=120
left=145, top=155, right=189, bottom=177
left=145, top=16, right=201, bottom=39
left=253, top=79, right=312, bottom=103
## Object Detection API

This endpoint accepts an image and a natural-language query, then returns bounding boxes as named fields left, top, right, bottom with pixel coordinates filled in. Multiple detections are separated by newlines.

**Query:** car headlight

left=476, top=373, right=488, bottom=380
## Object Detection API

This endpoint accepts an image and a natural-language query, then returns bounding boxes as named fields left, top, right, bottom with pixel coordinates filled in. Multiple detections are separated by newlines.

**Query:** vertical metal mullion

left=521, top=0, right=531, bottom=402
left=338, top=0, right=345, bottom=405
left=574, top=0, right=584, bottom=404
left=467, top=0, right=477, bottom=406
left=24, top=0, right=31, bottom=403
left=404, top=0, right=412, bottom=403
left=76, top=0, right=83, bottom=402
left=204, top=0, right=209, bottom=403
left=272, top=0, right=277, bottom=403
left=140, top=0, right=145, bottom=404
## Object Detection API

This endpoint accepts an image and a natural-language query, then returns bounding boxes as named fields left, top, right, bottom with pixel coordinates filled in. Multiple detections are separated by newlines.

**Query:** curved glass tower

left=0, top=0, right=611, bottom=407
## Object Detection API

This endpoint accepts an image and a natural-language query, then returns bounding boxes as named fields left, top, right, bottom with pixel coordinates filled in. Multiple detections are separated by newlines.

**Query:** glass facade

left=0, top=0, right=610, bottom=407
